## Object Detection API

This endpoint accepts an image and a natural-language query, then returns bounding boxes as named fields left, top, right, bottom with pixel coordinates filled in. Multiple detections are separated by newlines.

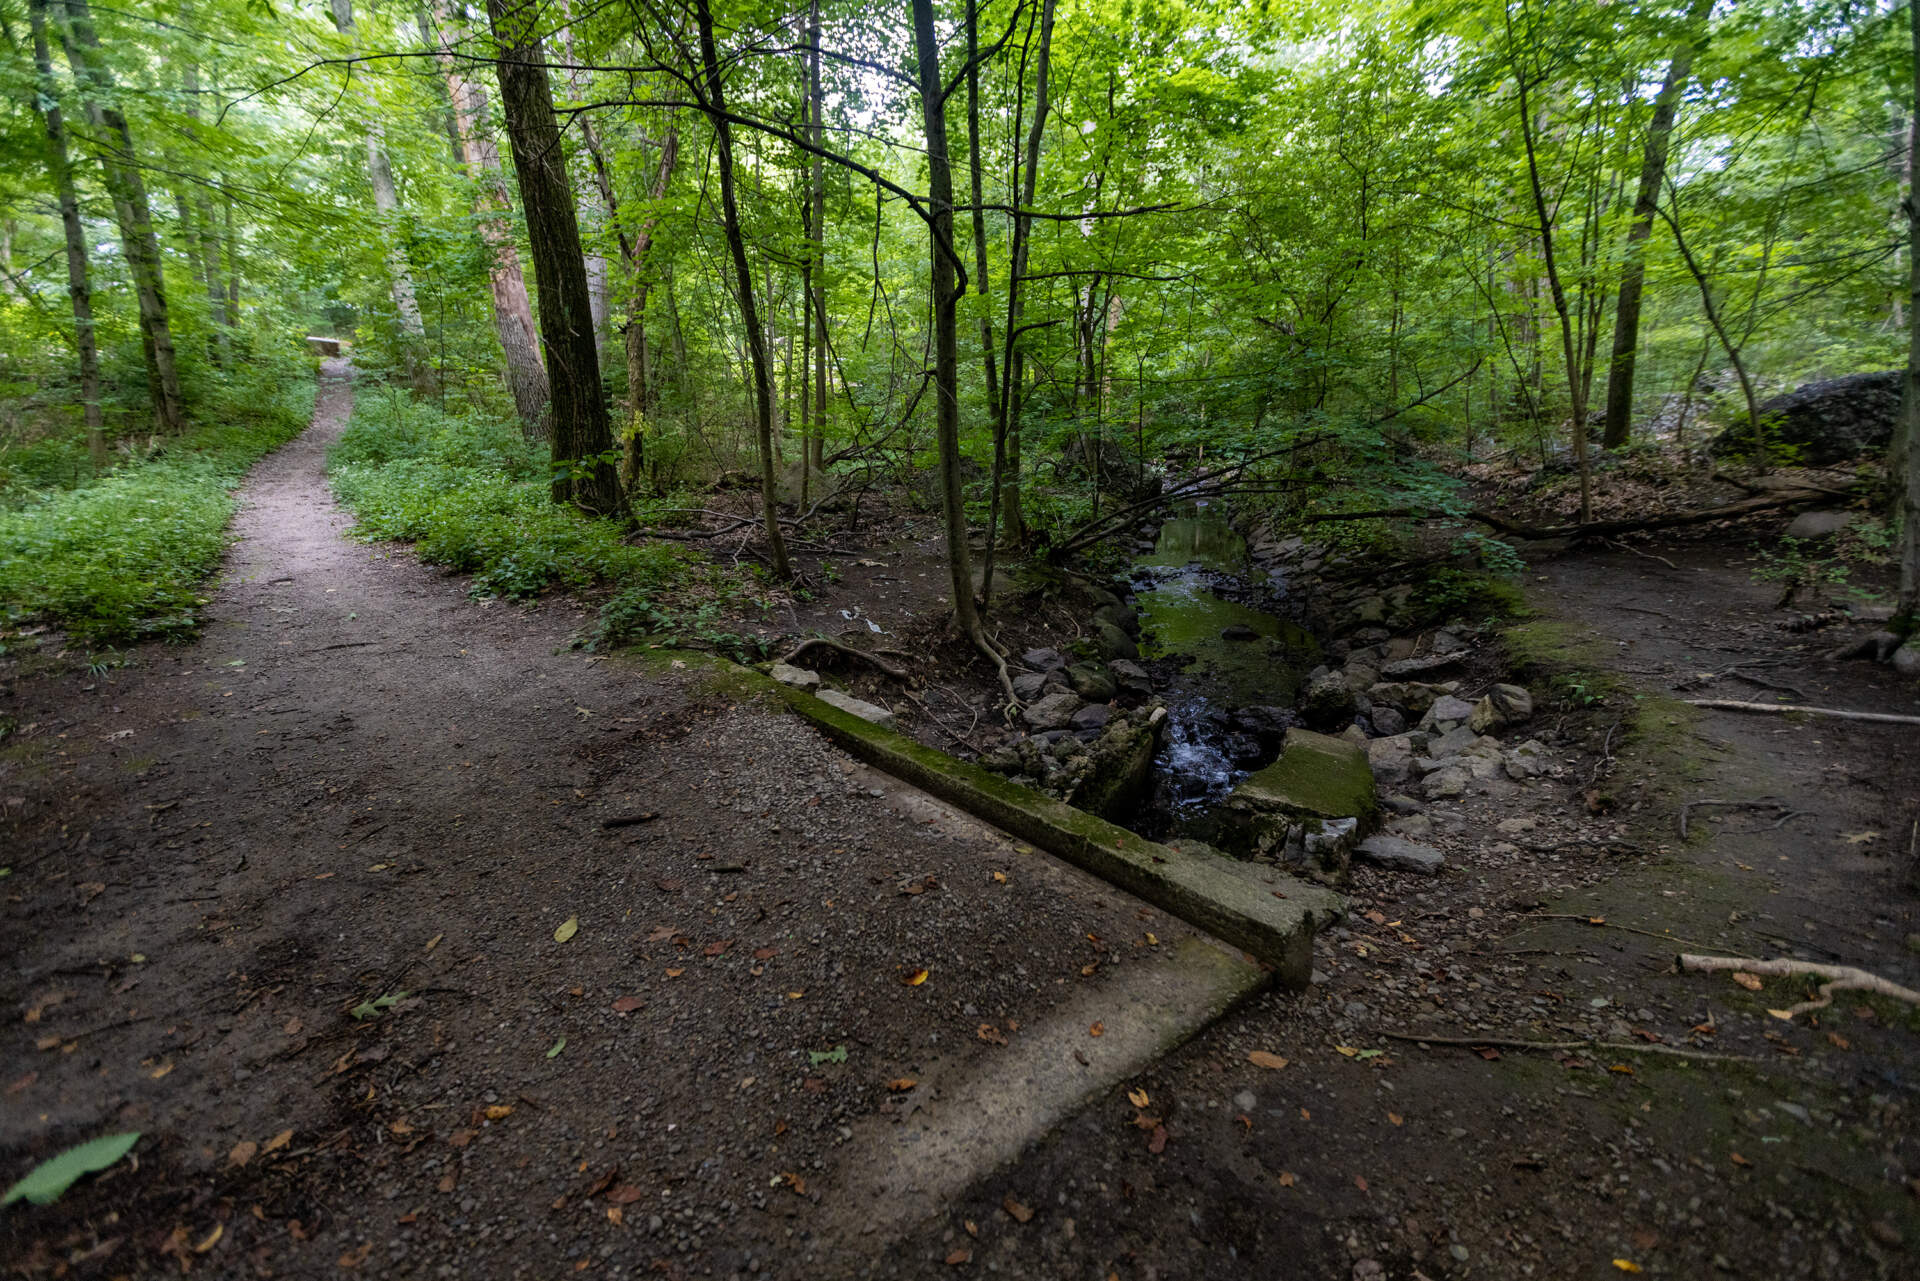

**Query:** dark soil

left=4, top=365, right=1918, bottom=1279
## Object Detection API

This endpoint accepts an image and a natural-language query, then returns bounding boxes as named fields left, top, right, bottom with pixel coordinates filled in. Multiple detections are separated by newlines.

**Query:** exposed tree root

left=780, top=636, right=913, bottom=682
left=1468, top=488, right=1838, bottom=541
left=1677, top=954, right=1920, bottom=1019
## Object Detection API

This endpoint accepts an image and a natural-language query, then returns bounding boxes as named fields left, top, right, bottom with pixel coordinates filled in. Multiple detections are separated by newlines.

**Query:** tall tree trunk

left=485, top=0, right=619, bottom=514
left=181, top=49, right=232, bottom=369
left=1601, top=0, right=1709, bottom=449
left=1897, top=0, right=1920, bottom=625
left=807, top=0, right=827, bottom=477
left=328, top=0, right=428, bottom=383
left=434, top=0, right=549, bottom=438
left=557, top=10, right=611, bottom=341
left=911, top=0, right=998, bottom=674
left=693, top=0, right=790, bottom=576
left=1508, top=15, right=1591, bottom=524
left=57, top=0, right=185, bottom=434
left=29, top=0, right=104, bottom=469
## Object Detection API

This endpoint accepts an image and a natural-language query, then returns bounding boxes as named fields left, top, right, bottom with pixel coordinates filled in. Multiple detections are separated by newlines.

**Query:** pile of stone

left=980, top=643, right=1165, bottom=822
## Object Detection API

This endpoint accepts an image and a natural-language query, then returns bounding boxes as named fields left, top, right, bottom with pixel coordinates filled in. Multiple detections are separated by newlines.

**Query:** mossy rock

left=1230, top=728, right=1377, bottom=825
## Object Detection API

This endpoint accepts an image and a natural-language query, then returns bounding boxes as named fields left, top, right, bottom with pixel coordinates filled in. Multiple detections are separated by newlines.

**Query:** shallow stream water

left=1132, top=510, right=1320, bottom=828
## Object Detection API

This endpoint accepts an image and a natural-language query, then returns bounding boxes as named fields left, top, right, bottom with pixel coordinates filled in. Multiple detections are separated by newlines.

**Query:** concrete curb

left=731, top=665, right=1345, bottom=988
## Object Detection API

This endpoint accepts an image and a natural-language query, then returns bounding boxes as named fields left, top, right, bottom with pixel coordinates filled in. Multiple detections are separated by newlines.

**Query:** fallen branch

left=1684, top=699, right=1920, bottom=726
left=780, top=636, right=913, bottom=682
left=1525, top=912, right=1713, bottom=950
left=1469, top=488, right=1834, bottom=541
left=1601, top=537, right=1679, bottom=570
left=1676, top=953, right=1920, bottom=1019
left=1380, top=1030, right=1749, bottom=1063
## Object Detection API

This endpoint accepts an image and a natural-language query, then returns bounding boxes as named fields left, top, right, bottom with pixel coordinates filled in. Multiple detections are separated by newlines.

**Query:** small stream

left=1132, top=509, right=1321, bottom=833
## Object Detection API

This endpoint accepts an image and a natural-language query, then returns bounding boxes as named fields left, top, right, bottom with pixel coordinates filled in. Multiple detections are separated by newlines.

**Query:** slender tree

left=693, top=0, right=790, bottom=577
left=56, top=0, right=185, bottom=434
left=1898, top=0, right=1919, bottom=627
left=28, top=0, right=104, bottom=468
left=485, top=0, right=620, bottom=514
left=1601, top=0, right=1711, bottom=449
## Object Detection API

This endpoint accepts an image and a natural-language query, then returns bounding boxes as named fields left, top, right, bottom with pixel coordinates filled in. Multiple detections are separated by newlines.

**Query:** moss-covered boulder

left=1210, top=729, right=1378, bottom=883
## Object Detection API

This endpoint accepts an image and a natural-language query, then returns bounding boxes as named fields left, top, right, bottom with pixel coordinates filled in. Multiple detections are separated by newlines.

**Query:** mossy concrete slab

left=1232, top=727, right=1378, bottom=824
left=747, top=667, right=1344, bottom=987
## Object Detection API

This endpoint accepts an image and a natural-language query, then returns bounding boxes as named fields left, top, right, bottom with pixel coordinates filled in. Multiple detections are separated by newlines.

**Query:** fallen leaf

left=1148, top=1125, right=1168, bottom=1154
left=150, top=1061, right=174, bottom=1079
left=1354, top=1175, right=1369, bottom=1192
left=547, top=1039, right=565, bottom=1058
left=1002, top=1195, right=1034, bottom=1223
left=887, top=1077, right=918, bottom=1091
left=665, top=969, right=684, bottom=978
left=438, top=1172, right=457, bottom=1192
left=484, top=1105, right=513, bottom=1121
left=337, top=1241, right=374, bottom=1269
left=1731, top=972, right=1763, bottom=991
left=1335, top=1045, right=1359, bottom=1057
left=964, top=1219, right=978, bottom=1236
left=991, top=871, right=1008, bottom=884
left=1127, top=1088, right=1150, bottom=1108
left=1277, top=1171, right=1296, bottom=1187
left=1089, top=1022, right=1105, bottom=1038
left=606, top=1184, right=645, bottom=1205
left=1731, top=1152, right=1752, bottom=1167
left=389, top=1120, right=414, bottom=1136
left=1387, top=1112, right=1403, bottom=1127
left=906, top=968, right=930, bottom=986
left=1767, top=1008, right=1795, bottom=1021
left=554, top=917, right=579, bottom=943
left=1237, top=1113, right=1253, bottom=1131
left=447, top=1130, right=475, bottom=1148
left=264, top=1128, right=293, bottom=1153
left=425, top=934, right=442, bottom=952
left=1842, top=830, right=1879, bottom=845
left=704, top=938, right=732, bottom=957
left=607, top=1207, right=624, bottom=1226
left=1476, top=1047, right=1502, bottom=1061
left=753, top=947, right=777, bottom=960
left=228, top=1139, right=259, bottom=1167
left=612, top=996, right=645, bottom=1013
left=977, top=1023, right=1007, bottom=1046
left=1827, top=1032, right=1850, bottom=1050
left=1612, top=1261, right=1643, bottom=1274
left=1248, top=1050, right=1289, bottom=1071
left=1608, top=1064, right=1635, bottom=1075
left=194, top=1223, right=223, bottom=1253
left=946, top=1248, right=972, bottom=1265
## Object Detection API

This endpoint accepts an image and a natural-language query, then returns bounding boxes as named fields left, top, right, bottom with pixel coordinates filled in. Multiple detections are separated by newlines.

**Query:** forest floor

left=3, top=364, right=1919, bottom=1279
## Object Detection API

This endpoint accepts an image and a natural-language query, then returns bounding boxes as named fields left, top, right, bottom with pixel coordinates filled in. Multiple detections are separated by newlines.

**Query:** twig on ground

left=1380, top=1030, right=1749, bottom=1063
left=1602, top=538, right=1679, bottom=570
left=1525, top=912, right=1714, bottom=950
left=1680, top=797, right=1792, bottom=839
left=1684, top=699, right=1920, bottom=726
left=1676, top=953, right=1920, bottom=1019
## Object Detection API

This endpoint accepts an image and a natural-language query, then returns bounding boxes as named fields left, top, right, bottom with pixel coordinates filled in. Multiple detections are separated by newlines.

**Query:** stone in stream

left=1011, top=671, right=1050, bottom=701
left=1381, top=650, right=1467, bottom=679
left=1370, top=705, right=1407, bottom=736
left=1108, top=659, right=1153, bottom=693
left=1070, top=704, right=1112, bottom=731
left=1094, top=621, right=1140, bottom=661
left=1093, top=602, right=1141, bottom=638
left=1364, top=733, right=1417, bottom=786
left=1021, top=647, right=1066, bottom=671
left=1355, top=834, right=1445, bottom=875
left=1215, top=728, right=1379, bottom=883
left=1299, top=671, right=1356, bottom=730
left=814, top=688, right=897, bottom=729
left=1065, top=662, right=1118, bottom=701
left=1021, top=691, right=1085, bottom=731
left=1420, top=694, right=1477, bottom=733
left=769, top=662, right=820, bottom=690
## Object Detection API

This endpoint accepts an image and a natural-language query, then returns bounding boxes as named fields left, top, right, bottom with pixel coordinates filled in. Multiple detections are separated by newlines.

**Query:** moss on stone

left=1231, top=728, right=1378, bottom=823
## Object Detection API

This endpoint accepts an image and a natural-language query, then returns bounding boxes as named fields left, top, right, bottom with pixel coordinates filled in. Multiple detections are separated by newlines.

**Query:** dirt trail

left=1, top=363, right=1224, bottom=1277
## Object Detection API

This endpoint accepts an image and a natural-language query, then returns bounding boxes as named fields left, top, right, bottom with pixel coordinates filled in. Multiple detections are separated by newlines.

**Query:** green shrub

left=0, top=358, right=316, bottom=645
left=329, top=391, right=695, bottom=602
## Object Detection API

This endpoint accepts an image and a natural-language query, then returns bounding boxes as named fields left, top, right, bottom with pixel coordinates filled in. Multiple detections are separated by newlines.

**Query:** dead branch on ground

left=1676, top=954, right=1920, bottom=1019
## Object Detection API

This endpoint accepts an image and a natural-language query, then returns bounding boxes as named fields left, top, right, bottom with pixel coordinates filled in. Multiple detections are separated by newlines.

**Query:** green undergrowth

left=329, top=388, right=771, bottom=658
left=0, top=361, right=317, bottom=647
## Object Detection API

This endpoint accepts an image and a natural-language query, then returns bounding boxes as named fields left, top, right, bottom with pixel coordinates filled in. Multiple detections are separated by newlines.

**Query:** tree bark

left=328, top=0, right=427, bottom=382
left=807, top=0, right=827, bottom=477
left=1600, top=0, right=1709, bottom=449
left=434, top=0, right=549, bottom=438
left=910, top=0, right=989, bottom=655
left=693, top=0, right=790, bottom=576
left=485, top=0, right=620, bottom=514
left=180, top=49, right=232, bottom=369
left=29, top=0, right=105, bottom=469
left=1899, top=0, right=1920, bottom=626
left=57, top=0, right=185, bottom=434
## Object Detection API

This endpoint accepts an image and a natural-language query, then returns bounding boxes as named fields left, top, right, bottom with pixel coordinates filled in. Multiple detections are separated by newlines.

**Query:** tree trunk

left=57, top=0, right=185, bottom=434
left=180, top=50, right=232, bottom=369
left=910, top=0, right=984, bottom=645
left=1898, top=0, right=1920, bottom=626
left=1509, top=18, right=1591, bottom=523
left=435, top=0, right=550, bottom=438
left=693, top=0, right=790, bottom=577
left=29, top=0, right=105, bottom=469
left=1601, top=0, right=1709, bottom=449
left=485, top=0, right=620, bottom=514
left=808, top=0, right=827, bottom=477
left=328, top=0, right=427, bottom=383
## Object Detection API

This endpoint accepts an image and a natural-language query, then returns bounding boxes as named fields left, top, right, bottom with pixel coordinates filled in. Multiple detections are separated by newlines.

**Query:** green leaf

left=547, top=1038, right=565, bottom=1059
left=349, top=992, right=407, bottom=1020
left=3, top=1133, right=141, bottom=1207
left=808, top=1044, right=847, bottom=1066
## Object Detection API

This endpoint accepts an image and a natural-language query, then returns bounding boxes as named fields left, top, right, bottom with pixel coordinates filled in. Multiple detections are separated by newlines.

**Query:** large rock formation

left=1711, top=370, right=1899, bottom=466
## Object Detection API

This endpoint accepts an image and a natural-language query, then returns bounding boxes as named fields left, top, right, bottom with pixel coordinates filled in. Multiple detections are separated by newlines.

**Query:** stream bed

left=1131, top=508, right=1322, bottom=833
